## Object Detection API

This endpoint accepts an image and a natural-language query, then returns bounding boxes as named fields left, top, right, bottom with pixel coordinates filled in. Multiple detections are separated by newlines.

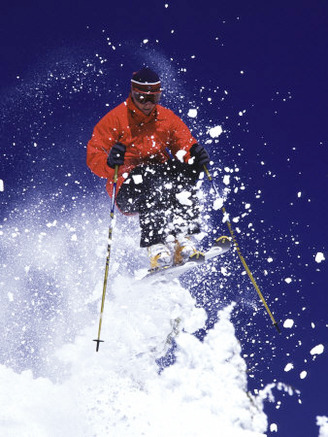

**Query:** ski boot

left=173, top=234, right=205, bottom=265
left=148, top=242, right=172, bottom=271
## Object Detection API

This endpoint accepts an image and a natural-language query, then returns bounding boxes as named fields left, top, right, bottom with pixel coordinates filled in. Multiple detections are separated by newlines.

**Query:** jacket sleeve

left=86, top=112, right=120, bottom=178
left=167, top=111, right=198, bottom=162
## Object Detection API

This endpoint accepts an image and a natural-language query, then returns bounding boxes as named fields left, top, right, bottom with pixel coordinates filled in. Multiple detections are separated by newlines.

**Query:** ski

left=139, top=236, right=231, bottom=283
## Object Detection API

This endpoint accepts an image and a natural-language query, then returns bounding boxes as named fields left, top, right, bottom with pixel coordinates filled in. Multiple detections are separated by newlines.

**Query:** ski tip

left=93, top=339, right=104, bottom=352
left=215, top=235, right=231, bottom=249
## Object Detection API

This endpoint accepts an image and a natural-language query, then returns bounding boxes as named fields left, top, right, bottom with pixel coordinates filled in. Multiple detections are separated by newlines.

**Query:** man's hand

left=190, top=143, right=210, bottom=168
left=107, top=143, right=126, bottom=168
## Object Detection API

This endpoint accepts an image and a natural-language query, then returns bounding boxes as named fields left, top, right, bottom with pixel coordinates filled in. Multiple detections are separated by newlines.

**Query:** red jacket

left=87, top=95, right=197, bottom=197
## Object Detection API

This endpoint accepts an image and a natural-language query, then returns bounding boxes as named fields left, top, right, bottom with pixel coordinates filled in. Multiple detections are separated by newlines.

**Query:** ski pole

left=93, top=165, right=119, bottom=351
left=203, top=165, right=280, bottom=333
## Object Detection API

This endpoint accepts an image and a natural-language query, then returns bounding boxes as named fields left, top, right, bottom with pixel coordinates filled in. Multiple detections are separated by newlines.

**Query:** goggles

left=132, top=90, right=161, bottom=105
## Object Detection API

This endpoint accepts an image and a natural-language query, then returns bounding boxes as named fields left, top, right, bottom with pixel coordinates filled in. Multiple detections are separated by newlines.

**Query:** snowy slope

left=0, top=198, right=268, bottom=436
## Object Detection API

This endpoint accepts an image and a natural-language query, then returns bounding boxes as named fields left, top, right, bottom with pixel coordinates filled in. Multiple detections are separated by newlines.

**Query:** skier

left=87, top=67, right=210, bottom=270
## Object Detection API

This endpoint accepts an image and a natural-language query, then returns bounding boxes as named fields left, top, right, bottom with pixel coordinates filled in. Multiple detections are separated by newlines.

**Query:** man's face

left=131, top=89, right=161, bottom=115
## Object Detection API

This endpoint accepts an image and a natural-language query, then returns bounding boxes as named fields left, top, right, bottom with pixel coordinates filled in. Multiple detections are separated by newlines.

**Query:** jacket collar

left=126, top=94, right=157, bottom=124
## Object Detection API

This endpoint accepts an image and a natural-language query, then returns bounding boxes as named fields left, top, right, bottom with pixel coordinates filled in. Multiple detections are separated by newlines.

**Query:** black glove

left=107, top=143, right=126, bottom=168
left=190, top=143, right=210, bottom=169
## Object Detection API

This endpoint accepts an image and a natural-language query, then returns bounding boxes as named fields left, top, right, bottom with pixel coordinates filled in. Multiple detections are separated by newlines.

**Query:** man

left=87, top=67, right=210, bottom=270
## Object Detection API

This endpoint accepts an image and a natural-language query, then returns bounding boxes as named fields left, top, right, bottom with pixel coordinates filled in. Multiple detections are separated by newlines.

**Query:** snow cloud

left=0, top=199, right=268, bottom=436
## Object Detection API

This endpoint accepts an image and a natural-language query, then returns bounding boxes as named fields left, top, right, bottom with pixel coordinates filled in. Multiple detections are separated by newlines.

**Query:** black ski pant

left=115, top=160, right=201, bottom=247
